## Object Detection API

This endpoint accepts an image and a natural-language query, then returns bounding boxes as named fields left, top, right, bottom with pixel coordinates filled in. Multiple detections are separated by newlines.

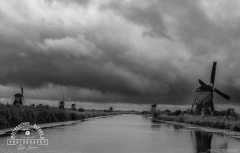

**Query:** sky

left=0, top=0, right=240, bottom=111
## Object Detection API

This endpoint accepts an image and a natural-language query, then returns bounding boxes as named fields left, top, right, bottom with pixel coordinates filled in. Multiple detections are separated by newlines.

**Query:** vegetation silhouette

left=0, top=103, right=116, bottom=129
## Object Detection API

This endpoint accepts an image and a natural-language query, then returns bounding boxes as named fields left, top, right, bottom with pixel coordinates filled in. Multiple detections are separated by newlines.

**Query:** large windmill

left=190, top=62, right=230, bottom=115
left=59, top=94, right=65, bottom=109
left=11, top=84, right=25, bottom=105
left=149, top=99, right=160, bottom=118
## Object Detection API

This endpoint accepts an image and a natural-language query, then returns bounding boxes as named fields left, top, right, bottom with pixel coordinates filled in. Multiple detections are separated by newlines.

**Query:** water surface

left=0, top=114, right=239, bottom=153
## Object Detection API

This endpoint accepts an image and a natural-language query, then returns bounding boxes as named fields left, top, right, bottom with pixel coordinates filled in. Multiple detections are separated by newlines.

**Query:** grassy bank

left=0, top=103, right=116, bottom=129
left=156, top=115, right=240, bottom=132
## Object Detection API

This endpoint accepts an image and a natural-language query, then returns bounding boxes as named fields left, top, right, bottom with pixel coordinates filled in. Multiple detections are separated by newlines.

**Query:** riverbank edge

left=0, top=115, right=114, bottom=137
left=143, top=115, right=240, bottom=139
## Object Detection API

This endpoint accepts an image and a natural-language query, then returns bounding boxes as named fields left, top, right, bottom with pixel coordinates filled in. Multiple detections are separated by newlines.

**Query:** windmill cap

left=197, top=85, right=212, bottom=92
left=14, top=93, right=23, bottom=97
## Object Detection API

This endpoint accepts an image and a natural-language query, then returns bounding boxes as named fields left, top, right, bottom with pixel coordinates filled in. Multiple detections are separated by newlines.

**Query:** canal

left=0, top=114, right=240, bottom=153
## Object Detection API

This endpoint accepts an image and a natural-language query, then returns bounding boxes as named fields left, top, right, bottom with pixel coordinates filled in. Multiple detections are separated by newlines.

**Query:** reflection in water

left=151, top=120, right=161, bottom=129
left=192, top=131, right=228, bottom=153
left=150, top=119, right=182, bottom=130
left=194, top=131, right=213, bottom=153
left=150, top=119, right=230, bottom=153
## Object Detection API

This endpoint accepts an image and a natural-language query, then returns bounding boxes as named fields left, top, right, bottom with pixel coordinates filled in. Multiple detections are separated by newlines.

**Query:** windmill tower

left=71, top=99, right=76, bottom=111
left=149, top=99, right=160, bottom=118
left=191, top=62, right=230, bottom=115
left=59, top=94, right=65, bottom=109
left=12, top=84, right=25, bottom=105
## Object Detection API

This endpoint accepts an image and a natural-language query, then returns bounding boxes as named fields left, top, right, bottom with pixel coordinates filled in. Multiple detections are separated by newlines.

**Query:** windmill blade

left=153, top=99, right=156, bottom=104
left=211, top=62, right=217, bottom=86
left=20, top=84, right=23, bottom=96
left=214, top=88, right=230, bottom=101
left=199, top=79, right=207, bottom=86
left=22, top=96, right=26, bottom=105
left=11, top=97, right=14, bottom=105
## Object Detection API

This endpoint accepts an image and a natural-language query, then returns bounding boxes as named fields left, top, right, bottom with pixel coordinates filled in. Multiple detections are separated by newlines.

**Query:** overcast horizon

left=1, top=0, right=240, bottom=111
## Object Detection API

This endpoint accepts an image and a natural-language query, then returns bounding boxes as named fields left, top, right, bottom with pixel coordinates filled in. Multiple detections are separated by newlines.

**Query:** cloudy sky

left=0, top=0, right=240, bottom=110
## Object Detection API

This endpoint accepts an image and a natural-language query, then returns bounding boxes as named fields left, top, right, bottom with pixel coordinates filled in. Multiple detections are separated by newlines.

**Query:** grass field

left=157, top=114, right=240, bottom=132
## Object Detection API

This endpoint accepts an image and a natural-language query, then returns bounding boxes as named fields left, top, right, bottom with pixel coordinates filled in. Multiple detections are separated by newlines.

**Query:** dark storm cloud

left=0, top=0, right=240, bottom=106
left=100, top=1, right=171, bottom=39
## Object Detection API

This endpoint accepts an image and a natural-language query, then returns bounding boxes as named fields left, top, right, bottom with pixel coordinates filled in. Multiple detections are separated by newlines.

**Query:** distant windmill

left=149, top=99, right=160, bottom=118
left=71, top=99, right=76, bottom=111
left=109, top=106, right=114, bottom=112
left=11, top=84, right=25, bottom=105
left=191, top=62, right=230, bottom=115
left=59, top=94, right=65, bottom=109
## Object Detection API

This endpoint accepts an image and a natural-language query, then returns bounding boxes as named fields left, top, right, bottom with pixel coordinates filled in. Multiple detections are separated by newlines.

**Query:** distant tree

left=30, top=104, right=35, bottom=107
left=36, top=104, right=43, bottom=108
left=44, top=105, right=50, bottom=109
left=173, top=110, right=182, bottom=116
left=78, top=108, right=85, bottom=112
left=183, top=109, right=191, bottom=114
left=163, top=109, right=171, bottom=115
left=6, top=102, right=10, bottom=107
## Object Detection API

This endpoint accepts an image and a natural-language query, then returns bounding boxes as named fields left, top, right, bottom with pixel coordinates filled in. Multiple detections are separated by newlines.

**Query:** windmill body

left=149, top=99, right=160, bottom=118
left=59, top=94, right=65, bottom=109
left=71, top=99, right=76, bottom=111
left=13, top=93, right=23, bottom=105
left=71, top=104, right=76, bottom=110
left=193, top=84, right=214, bottom=115
left=191, top=62, right=230, bottom=115
left=59, top=101, right=65, bottom=109
left=12, top=84, right=25, bottom=105
left=151, top=104, right=157, bottom=115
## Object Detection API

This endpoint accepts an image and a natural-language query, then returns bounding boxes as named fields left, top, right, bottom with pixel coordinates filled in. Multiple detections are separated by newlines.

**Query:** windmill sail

left=210, top=62, right=217, bottom=86
left=20, top=84, right=23, bottom=96
left=153, top=99, right=156, bottom=104
left=214, top=88, right=230, bottom=101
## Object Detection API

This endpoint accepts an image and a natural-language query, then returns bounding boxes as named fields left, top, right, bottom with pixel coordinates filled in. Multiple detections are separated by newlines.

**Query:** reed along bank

left=0, top=103, right=118, bottom=129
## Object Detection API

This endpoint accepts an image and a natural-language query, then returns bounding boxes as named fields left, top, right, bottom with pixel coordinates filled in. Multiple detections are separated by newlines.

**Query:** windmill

left=109, top=106, right=114, bottom=112
left=11, top=84, right=25, bottom=105
left=149, top=99, right=160, bottom=118
left=59, top=94, right=65, bottom=109
left=190, top=62, right=230, bottom=115
left=71, top=99, right=76, bottom=111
